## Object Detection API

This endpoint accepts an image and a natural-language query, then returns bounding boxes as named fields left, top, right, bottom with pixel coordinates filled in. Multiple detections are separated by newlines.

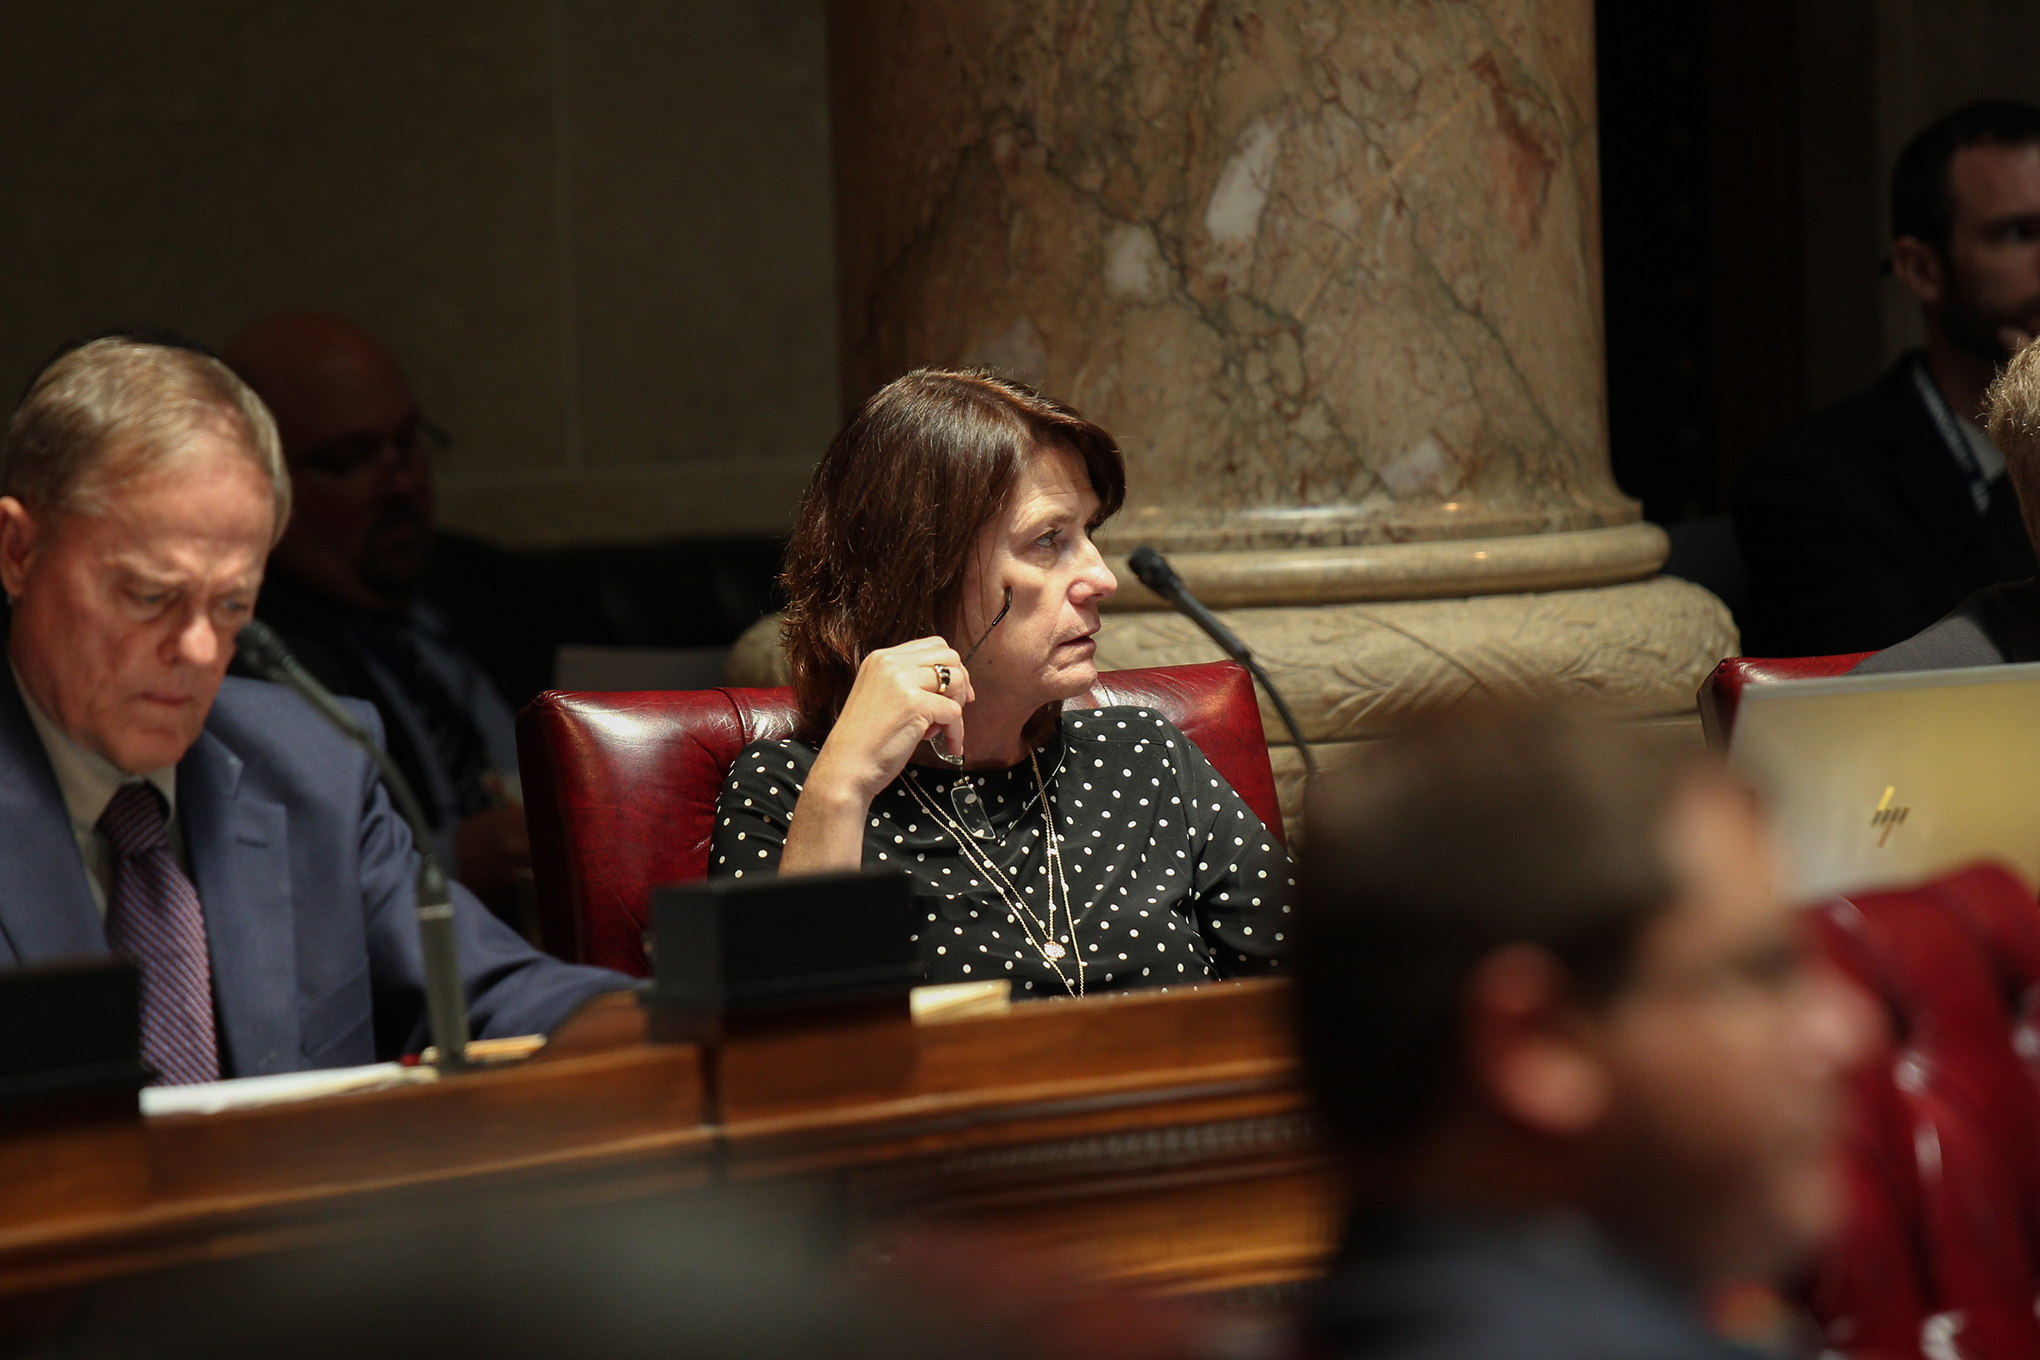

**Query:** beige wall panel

left=0, top=1, right=837, bottom=545
left=560, top=1, right=837, bottom=483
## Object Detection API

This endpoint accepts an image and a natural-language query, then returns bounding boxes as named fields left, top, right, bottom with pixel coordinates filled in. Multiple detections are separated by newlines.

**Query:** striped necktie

left=98, top=781, right=220, bottom=1086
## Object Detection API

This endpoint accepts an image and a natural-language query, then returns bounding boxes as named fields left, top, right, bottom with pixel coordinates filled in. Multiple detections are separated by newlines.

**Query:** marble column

left=805, top=0, right=1736, bottom=820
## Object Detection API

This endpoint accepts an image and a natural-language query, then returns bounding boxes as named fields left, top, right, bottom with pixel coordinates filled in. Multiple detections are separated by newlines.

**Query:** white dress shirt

left=1960, top=414, right=2009, bottom=484
left=12, top=664, right=183, bottom=918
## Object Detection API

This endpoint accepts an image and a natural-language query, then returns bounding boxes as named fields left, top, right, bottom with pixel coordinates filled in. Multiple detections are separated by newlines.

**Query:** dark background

left=1596, top=0, right=2040, bottom=619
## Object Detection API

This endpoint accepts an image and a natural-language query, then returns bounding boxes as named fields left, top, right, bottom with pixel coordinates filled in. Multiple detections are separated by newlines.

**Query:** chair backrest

left=1806, top=864, right=2040, bottom=1359
left=518, top=660, right=1282, bottom=975
left=1696, top=654, right=1872, bottom=747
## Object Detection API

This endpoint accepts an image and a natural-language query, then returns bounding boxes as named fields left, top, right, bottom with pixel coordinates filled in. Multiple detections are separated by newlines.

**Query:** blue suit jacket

left=0, top=670, right=629, bottom=1076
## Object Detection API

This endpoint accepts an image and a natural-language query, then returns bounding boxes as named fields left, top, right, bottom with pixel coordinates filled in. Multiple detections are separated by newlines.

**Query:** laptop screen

left=1729, top=662, right=2040, bottom=900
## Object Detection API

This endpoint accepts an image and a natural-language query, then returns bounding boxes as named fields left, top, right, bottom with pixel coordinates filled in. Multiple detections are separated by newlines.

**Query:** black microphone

left=1128, top=546, right=1316, bottom=777
left=234, top=619, right=472, bottom=1070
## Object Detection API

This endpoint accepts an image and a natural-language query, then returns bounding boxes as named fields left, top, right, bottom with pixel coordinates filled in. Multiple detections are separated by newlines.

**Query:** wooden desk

left=0, top=979, right=1339, bottom=1305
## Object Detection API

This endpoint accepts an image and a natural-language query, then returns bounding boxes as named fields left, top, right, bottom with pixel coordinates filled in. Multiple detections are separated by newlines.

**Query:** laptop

left=1727, top=661, right=2040, bottom=900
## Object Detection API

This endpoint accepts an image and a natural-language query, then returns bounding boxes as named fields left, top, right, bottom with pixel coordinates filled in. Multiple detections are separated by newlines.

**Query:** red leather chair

left=518, top=660, right=1283, bottom=975
left=1809, top=865, right=2040, bottom=1359
left=1697, top=654, right=1872, bottom=747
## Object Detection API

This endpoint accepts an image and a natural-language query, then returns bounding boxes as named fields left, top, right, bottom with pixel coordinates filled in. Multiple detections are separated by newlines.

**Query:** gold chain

left=900, top=758, right=1083, bottom=997
left=897, top=777, right=1063, bottom=967
left=900, top=771, right=1077, bottom=995
left=1028, top=750, right=1081, bottom=995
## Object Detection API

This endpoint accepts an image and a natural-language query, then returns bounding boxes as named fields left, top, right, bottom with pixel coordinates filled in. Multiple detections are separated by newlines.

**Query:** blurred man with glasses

left=1295, top=706, right=1874, bottom=1358
left=224, top=312, right=532, bottom=922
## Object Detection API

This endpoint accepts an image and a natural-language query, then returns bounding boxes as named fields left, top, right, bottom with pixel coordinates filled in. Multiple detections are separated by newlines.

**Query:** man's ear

left=1891, top=235, right=1947, bottom=310
left=1462, top=944, right=1612, bottom=1138
left=0, top=496, right=42, bottom=600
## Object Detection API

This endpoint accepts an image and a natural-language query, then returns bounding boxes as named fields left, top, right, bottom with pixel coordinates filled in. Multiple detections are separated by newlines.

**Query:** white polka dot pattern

left=708, top=710, right=1292, bottom=999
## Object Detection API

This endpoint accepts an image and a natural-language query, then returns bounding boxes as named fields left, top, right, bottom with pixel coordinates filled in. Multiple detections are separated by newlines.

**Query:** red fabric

left=518, top=661, right=1282, bottom=975
left=1696, top=654, right=1873, bottom=747
left=1929, top=865, right=2040, bottom=1257
left=1933, top=864, right=2040, bottom=1074
left=1807, top=865, right=2040, bottom=1360
left=1806, top=900, right=1944, bottom=1359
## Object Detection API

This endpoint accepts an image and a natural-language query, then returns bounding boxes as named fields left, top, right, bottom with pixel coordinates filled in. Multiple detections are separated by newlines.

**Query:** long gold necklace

left=901, top=753, right=1083, bottom=996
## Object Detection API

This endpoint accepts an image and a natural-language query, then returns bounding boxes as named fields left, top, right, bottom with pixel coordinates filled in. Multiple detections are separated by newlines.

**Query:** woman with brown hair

left=711, top=369, right=1288, bottom=999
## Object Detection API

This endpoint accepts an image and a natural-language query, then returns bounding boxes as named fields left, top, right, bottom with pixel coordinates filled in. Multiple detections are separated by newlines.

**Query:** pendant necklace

left=902, top=752, right=1082, bottom=995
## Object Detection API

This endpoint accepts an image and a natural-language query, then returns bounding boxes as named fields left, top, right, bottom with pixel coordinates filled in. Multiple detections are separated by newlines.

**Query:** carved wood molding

left=845, top=1109, right=1326, bottom=1206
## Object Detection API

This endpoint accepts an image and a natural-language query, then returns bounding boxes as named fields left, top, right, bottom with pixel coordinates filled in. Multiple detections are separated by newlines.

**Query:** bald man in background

left=223, top=313, right=556, bottom=919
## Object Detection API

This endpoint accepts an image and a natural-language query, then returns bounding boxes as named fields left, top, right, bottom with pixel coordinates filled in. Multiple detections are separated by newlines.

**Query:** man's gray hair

left=3, top=338, right=290, bottom=540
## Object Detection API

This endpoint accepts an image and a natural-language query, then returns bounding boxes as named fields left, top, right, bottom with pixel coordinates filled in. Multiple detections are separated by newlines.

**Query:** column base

left=1090, top=574, right=1736, bottom=832
left=1102, top=523, right=1669, bottom=610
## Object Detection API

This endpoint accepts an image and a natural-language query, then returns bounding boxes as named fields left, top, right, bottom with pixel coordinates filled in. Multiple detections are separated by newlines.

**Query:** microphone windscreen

left=234, top=619, right=291, bottom=679
left=1128, top=545, right=1177, bottom=596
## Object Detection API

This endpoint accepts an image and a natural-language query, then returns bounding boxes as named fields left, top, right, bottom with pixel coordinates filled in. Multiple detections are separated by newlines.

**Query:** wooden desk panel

left=919, top=1159, right=1343, bottom=1296
left=0, top=1041, right=710, bottom=1299
left=721, top=979, right=1341, bottom=1296
left=0, top=1098, right=152, bottom=1235
left=719, top=979, right=1303, bottom=1163
left=0, top=980, right=1339, bottom=1306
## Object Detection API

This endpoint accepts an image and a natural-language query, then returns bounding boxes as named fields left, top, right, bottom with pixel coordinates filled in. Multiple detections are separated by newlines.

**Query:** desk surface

left=0, top=979, right=1338, bottom=1303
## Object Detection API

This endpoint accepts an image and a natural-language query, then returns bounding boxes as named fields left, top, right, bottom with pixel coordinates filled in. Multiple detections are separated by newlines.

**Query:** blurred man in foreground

left=1294, top=707, right=1873, bottom=1359
left=0, top=338, right=626, bottom=1081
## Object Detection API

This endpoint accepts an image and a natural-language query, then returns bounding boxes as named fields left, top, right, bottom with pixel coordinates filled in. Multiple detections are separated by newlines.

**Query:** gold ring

left=932, top=664, right=952, bottom=694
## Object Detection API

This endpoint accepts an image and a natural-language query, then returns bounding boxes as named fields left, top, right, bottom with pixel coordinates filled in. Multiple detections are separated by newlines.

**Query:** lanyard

left=1911, top=358, right=1994, bottom=516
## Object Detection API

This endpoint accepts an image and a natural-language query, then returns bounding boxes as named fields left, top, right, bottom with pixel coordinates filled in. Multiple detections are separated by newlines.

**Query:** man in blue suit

left=0, top=336, right=629, bottom=1082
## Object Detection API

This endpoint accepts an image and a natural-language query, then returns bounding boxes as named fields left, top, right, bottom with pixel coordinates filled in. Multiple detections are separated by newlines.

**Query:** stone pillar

left=819, top=0, right=1736, bottom=819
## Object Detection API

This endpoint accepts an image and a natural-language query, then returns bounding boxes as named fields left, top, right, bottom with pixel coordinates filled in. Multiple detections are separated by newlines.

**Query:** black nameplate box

left=0, top=957, right=149, bottom=1105
left=646, top=869, right=921, bottom=1036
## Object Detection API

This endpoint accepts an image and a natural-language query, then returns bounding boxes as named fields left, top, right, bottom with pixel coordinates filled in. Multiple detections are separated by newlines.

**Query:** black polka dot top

left=709, top=708, right=1291, bottom=999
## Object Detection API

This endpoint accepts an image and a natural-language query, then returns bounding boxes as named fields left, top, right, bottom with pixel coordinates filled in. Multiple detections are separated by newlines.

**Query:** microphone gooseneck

left=1127, top=546, right=1316, bottom=778
left=235, top=619, right=472, bottom=1070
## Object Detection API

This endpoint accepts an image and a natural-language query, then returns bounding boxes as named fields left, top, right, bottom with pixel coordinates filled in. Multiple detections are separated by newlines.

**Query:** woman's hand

left=820, top=636, right=977, bottom=798
left=779, top=637, right=974, bottom=874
